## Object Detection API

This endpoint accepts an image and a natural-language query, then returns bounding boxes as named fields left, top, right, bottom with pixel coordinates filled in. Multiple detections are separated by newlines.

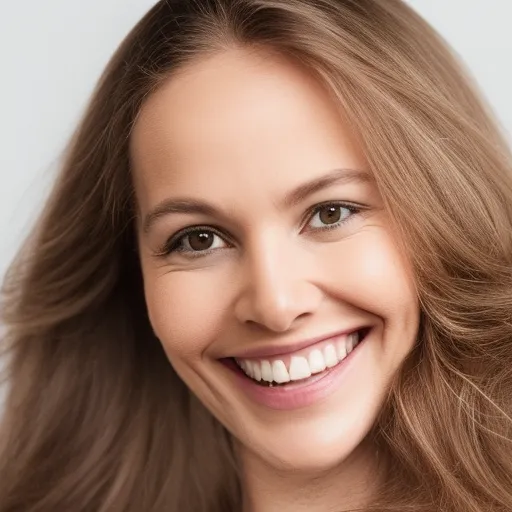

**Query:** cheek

left=143, top=269, right=232, bottom=359
left=322, top=229, right=418, bottom=324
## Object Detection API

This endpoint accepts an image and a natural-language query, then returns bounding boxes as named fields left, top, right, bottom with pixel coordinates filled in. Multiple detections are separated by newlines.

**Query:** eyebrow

left=142, top=167, right=373, bottom=234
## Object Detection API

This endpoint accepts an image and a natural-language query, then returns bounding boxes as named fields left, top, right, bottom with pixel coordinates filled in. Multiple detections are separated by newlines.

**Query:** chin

left=242, top=412, right=377, bottom=474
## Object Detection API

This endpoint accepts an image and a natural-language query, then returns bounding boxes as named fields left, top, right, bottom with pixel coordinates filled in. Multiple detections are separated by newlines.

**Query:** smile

left=234, top=327, right=369, bottom=386
left=222, top=327, right=372, bottom=410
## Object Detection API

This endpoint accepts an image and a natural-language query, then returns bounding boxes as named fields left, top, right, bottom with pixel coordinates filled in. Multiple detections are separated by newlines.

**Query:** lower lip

left=223, top=330, right=370, bottom=410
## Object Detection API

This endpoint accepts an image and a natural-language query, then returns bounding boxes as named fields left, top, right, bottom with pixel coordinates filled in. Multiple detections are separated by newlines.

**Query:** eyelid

left=153, top=200, right=365, bottom=259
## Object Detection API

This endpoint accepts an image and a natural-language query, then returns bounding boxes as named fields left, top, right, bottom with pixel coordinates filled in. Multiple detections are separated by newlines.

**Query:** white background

left=0, top=0, right=511, bottom=291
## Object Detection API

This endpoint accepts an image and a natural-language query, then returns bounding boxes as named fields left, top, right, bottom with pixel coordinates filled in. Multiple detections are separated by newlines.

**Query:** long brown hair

left=1, top=1, right=511, bottom=510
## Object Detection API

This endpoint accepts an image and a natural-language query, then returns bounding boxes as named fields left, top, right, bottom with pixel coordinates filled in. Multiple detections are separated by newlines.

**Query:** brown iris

left=318, top=205, right=342, bottom=225
left=188, top=231, right=214, bottom=251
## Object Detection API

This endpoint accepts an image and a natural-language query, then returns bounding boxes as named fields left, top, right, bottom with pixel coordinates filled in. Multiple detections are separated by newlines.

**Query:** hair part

left=1, top=0, right=511, bottom=510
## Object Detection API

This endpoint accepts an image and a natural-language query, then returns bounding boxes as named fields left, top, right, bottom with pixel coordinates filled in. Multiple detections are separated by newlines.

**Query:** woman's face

left=131, top=48, right=420, bottom=472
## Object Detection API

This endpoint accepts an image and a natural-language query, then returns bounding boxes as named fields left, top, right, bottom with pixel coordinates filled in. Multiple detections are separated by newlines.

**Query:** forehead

left=130, top=48, right=368, bottom=208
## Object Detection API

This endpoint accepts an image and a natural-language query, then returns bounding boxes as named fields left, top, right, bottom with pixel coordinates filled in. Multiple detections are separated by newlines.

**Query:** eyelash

left=153, top=201, right=364, bottom=260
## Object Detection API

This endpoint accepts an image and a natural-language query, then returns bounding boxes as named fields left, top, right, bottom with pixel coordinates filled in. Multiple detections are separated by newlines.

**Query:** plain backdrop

left=0, top=0, right=511, bottom=306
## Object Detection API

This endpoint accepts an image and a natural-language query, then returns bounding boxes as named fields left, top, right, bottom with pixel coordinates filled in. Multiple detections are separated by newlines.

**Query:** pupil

left=189, top=232, right=213, bottom=251
left=319, top=206, right=341, bottom=224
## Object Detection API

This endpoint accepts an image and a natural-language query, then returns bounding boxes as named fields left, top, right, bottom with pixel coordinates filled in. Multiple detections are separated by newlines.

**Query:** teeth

left=252, top=362, right=262, bottom=381
left=323, top=344, right=338, bottom=367
left=337, top=338, right=347, bottom=360
left=272, top=360, right=290, bottom=383
left=308, top=349, right=326, bottom=374
left=289, top=356, right=312, bottom=380
left=261, top=360, right=273, bottom=382
left=236, top=329, right=364, bottom=385
left=346, top=332, right=358, bottom=354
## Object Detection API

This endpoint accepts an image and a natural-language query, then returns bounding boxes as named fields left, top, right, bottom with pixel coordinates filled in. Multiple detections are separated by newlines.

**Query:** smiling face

left=131, top=47, right=420, bottom=475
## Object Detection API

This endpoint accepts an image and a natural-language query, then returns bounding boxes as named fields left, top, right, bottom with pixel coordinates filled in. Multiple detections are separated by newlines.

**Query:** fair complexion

left=131, top=47, right=420, bottom=512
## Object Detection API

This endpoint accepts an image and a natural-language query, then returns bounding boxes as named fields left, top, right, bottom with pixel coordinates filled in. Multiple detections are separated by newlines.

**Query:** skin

left=131, top=47, right=420, bottom=512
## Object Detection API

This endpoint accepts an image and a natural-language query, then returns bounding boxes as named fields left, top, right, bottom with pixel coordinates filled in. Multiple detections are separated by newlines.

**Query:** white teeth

left=261, top=360, right=273, bottom=382
left=323, top=344, right=338, bottom=367
left=252, top=362, right=262, bottom=381
left=308, top=349, right=327, bottom=374
left=346, top=332, right=358, bottom=354
left=337, top=338, right=347, bottom=360
left=236, top=329, right=366, bottom=384
left=272, top=360, right=290, bottom=383
left=289, top=356, right=312, bottom=381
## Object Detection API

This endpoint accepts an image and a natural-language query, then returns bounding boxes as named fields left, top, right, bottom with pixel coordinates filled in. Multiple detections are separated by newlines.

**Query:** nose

left=233, top=231, right=322, bottom=332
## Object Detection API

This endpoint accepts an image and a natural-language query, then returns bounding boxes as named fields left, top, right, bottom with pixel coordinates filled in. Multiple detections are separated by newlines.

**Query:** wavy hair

left=1, top=1, right=511, bottom=510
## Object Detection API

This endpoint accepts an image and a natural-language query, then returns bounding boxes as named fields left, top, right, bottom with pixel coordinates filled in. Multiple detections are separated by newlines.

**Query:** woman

left=1, top=0, right=511, bottom=510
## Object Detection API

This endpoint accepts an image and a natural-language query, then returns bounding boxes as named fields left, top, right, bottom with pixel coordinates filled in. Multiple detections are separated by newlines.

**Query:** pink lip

left=230, top=326, right=366, bottom=359
left=225, top=328, right=370, bottom=410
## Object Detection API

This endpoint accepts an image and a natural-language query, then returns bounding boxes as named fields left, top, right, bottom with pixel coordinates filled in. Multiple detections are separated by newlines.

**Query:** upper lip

left=229, top=326, right=368, bottom=360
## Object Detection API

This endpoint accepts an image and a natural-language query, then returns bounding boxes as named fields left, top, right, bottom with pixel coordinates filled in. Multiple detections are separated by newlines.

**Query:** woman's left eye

left=154, top=201, right=363, bottom=259
left=305, top=202, right=361, bottom=231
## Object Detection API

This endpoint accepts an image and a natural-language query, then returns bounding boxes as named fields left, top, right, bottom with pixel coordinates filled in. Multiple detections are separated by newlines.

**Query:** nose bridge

left=233, top=226, right=321, bottom=332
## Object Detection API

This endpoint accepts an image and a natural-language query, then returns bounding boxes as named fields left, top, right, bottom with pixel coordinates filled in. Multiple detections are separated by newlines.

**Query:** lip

left=229, top=326, right=368, bottom=360
left=224, top=327, right=371, bottom=410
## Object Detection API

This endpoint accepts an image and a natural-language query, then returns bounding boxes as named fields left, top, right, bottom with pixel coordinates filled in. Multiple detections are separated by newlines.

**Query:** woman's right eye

left=156, top=227, right=229, bottom=259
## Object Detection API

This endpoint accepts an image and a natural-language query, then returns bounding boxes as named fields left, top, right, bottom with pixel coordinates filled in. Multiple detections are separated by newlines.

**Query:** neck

left=239, top=438, right=383, bottom=512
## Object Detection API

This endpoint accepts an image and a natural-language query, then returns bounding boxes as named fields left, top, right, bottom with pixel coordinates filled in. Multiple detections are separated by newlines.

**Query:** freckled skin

left=131, top=48, right=420, bottom=510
